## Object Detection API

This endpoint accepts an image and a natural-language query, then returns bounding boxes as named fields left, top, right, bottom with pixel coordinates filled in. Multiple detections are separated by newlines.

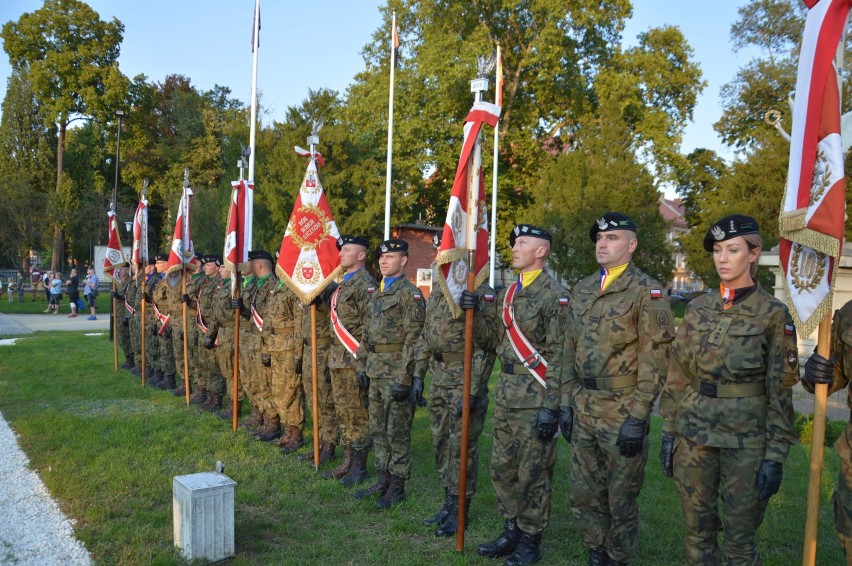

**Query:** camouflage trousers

left=429, top=383, right=489, bottom=498
left=490, top=403, right=557, bottom=535
left=329, top=366, right=370, bottom=451
left=142, top=322, right=159, bottom=378
left=239, top=331, right=264, bottom=412
left=171, top=321, right=196, bottom=386
left=673, top=436, right=768, bottom=565
left=157, top=327, right=175, bottom=376
left=835, top=423, right=852, bottom=559
left=117, top=316, right=132, bottom=358
left=301, top=345, right=338, bottom=444
left=369, top=377, right=415, bottom=480
left=196, top=327, right=225, bottom=395
left=130, top=316, right=142, bottom=364
left=569, top=411, right=648, bottom=563
left=215, top=327, right=237, bottom=400
left=271, top=350, right=303, bottom=426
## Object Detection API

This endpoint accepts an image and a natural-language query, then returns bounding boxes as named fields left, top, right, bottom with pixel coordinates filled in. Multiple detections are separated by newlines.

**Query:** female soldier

left=659, top=215, right=798, bottom=564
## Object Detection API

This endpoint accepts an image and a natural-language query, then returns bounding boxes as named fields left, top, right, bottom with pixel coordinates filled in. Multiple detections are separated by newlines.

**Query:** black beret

left=203, top=254, right=223, bottom=266
left=703, top=215, right=759, bottom=251
left=375, top=238, right=408, bottom=258
left=248, top=249, right=274, bottom=262
left=509, top=224, right=552, bottom=247
left=193, top=251, right=204, bottom=262
left=432, top=231, right=442, bottom=249
left=336, top=235, right=370, bottom=250
left=154, top=253, right=169, bottom=262
left=122, top=262, right=131, bottom=268
left=589, top=212, right=637, bottom=242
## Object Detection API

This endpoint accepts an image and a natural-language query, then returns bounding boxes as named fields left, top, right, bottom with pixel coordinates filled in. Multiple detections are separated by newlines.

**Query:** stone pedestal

left=173, top=472, right=236, bottom=562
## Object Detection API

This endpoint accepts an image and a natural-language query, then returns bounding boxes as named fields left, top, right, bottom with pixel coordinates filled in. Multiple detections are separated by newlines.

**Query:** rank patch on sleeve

left=650, top=289, right=663, bottom=299
left=784, top=324, right=794, bottom=336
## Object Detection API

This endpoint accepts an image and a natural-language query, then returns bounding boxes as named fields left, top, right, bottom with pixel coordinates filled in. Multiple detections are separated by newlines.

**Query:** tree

left=2, top=0, right=128, bottom=270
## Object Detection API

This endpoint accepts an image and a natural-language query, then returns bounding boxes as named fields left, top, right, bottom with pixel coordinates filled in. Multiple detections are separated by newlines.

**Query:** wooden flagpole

left=232, top=275, right=242, bottom=431
left=112, top=279, right=119, bottom=371
left=182, top=268, right=190, bottom=405
left=140, top=274, right=147, bottom=387
left=311, top=304, right=320, bottom=469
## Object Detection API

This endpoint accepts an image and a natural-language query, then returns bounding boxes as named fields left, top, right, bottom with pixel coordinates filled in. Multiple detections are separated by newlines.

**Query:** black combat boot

left=240, top=405, right=263, bottom=430
left=340, top=449, right=369, bottom=486
left=120, top=355, right=135, bottom=370
left=504, top=531, right=541, bottom=565
left=298, top=442, right=335, bottom=465
left=203, top=392, right=223, bottom=412
left=477, top=518, right=521, bottom=558
left=435, top=496, right=471, bottom=537
left=322, top=446, right=353, bottom=479
left=162, top=373, right=177, bottom=391
left=588, top=547, right=608, bottom=566
left=216, top=399, right=234, bottom=420
left=354, top=469, right=390, bottom=499
left=279, top=426, right=304, bottom=454
left=423, top=488, right=453, bottom=526
left=172, top=384, right=186, bottom=398
left=130, top=363, right=142, bottom=376
left=254, top=415, right=281, bottom=441
left=375, top=474, right=406, bottom=509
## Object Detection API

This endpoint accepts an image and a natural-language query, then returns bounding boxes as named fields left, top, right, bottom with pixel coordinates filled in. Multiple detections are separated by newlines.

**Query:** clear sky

left=0, top=0, right=753, bottom=165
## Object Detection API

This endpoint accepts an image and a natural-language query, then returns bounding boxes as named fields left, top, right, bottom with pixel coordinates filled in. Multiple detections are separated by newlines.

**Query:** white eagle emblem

left=712, top=225, right=726, bottom=241
left=513, top=226, right=520, bottom=236
left=597, top=217, right=608, bottom=230
left=380, top=244, right=388, bottom=253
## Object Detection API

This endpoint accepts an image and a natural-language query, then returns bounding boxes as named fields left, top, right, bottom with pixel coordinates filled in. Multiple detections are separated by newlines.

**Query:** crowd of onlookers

left=1, top=266, right=101, bottom=320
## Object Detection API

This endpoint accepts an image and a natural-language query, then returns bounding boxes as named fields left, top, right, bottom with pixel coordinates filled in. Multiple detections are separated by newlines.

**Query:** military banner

left=165, top=183, right=194, bottom=275
left=435, top=100, right=501, bottom=318
left=131, top=197, right=148, bottom=270
left=102, top=209, right=126, bottom=283
left=276, top=150, right=341, bottom=303
left=223, top=178, right=252, bottom=284
left=779, top=0, right=848, bottom=337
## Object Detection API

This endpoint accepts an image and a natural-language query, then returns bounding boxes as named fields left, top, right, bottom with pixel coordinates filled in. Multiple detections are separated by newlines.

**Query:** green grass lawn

left=0, top=290, right=115, bottom=315
left=0, top=332, right=845, bottom=565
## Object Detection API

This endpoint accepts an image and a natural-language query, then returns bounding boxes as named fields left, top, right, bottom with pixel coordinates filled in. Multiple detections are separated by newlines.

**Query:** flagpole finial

left=142, top=178, right=149, bottom=198
left=183, top=167, right=190, bottom=188
left=241, top=144, right=251, bottom=164
left=308, top=117, right=323, bottom=154
left=472, top=53, right=493, bottom=95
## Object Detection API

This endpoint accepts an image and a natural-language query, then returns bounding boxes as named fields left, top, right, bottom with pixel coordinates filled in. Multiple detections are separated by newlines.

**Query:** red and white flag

left=131, top=197, right=148, bottom=269
left=165, top=187, right=194, bottom=275
left=276, top=151, right=341, bottom=304
left=102, top=209, right=126, bottom=283
left=779, top=0, right=849, bottom=336
left=435, top=101, right=501, bottom=318
left=223, top=179, right=252, bottom=282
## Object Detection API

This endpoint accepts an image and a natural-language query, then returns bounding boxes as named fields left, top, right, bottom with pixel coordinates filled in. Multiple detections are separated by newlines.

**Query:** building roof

left=659, top=196, right=687, bottom=229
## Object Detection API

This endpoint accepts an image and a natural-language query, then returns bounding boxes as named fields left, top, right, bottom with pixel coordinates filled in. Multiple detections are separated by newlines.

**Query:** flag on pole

left=251, top=0, right=261, bottom=52
left=223, top=179, right=252, bottom=282
left=276, top=151, right=342, bottom=303
left=131, top=197, right=148, bottom=270
left=165, top=187, right=194, bottom=275
left=392, top=17, right=400, bottom=68
left=102, top=209, right=126, bottom=283
left=435, top=101, right=501, bottom=318
left=779, top=0, right=849, bottom=337
left=495, top=47, right=503, bottom=107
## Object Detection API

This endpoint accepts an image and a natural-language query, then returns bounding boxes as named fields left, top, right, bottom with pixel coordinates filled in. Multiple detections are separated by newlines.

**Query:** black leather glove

left=616, top=416, right=647, bottom=458
left=231, top=297, right=243, bottom=310
left=558, top=405, right=574, bottom=443
left=460, top=290, right=478, bottom=310
left=660, top=433, right=675, bottom=478
left=295, top=360, right=303, bottom=376
left=532, top=407, right=559, bottom=441
left=803, top=352, right=836, bottom=388
left=113, top=291, right=122, bottom=300
left=324, top=366, right=331, bottom=383
left=179, top=293, right=190, bottom=303
left=411, top=377, right=426, bottom=407
left=144, top=293, right=153, bottom=304
left=391, top=381, right=412, bottom=402
left=261, top=353, right=271, bottom=367
left=455, top=395, right=480, bottom=417
left=356, top=372, right=370, bottom=389
left=164, top=326, right=173, bottom=340
left=755, top=459, right=783, bottom=501
left=203, top=335, right=216, bottom=350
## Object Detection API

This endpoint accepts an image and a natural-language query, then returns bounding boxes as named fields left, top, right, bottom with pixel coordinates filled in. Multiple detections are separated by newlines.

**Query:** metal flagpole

left=140, top=181, right=150, bottom=388
left=489, top=45, right=501, bottom=288
left=232, top=151, right=248, bottom=431
left=247, top=0, right=260, bottom=250
left=383, top=11, right=397, bottom=240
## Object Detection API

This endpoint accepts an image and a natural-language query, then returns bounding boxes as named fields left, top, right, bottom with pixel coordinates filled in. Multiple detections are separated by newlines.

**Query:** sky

left=0, top=0, right=754, bottom=171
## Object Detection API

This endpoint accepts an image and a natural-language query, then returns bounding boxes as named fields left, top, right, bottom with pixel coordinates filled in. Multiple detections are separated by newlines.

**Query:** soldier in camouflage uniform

left=167, top=255, right=202, bottom=400
left=143, top=256, right=167, bottom=387
left=206, top=263, right=240, bottom=420
left=802, top=301, right=852, bottom=561
left=113, top=264, right=134, bottom=371
left=323, top=235, right=375, bottom=485
left=659, top=215, right=797, bottom=565
left=235, top=251, right=280, bottom=441
left=127, top=263, right=144, bottom=376
left=415, top=231, right=497, bottom=537
left=563, top=212, right=674, bottom=566
left=193, top=255, right=226, bottom=411
left=295, top=289, right=340, bottom=465
left=234, top=262, right=261, bottom=427
left=153, top=256, right=181, bottom=391
left=353, top=238, right=425, bottom=509
left=467, top=224, right=569, bottom=566
left=263, top=276, right=304, bottom=453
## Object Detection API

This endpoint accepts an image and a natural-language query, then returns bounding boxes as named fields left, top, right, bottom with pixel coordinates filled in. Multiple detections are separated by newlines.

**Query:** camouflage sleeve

left=659, top=319, right=691, bottom=436
left=560, top=307, right=578, bottom=408
left=764, top=307, right=798, bottom=463
left=294, top=299, right=305, bottom=364
left=630, top=288, right=676, bottom=422
left=354, top=285, right=371, bottom=374
left=541, top=292, right=569, bottom=411
left=471, top=289, right=502, bottom=353
left=398, top=288, right=426, bottom=385
left=412, top=314, right=431, bottom=381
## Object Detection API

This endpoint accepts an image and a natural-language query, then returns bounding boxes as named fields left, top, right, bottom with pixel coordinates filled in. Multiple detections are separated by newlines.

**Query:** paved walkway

left=0, top=312, right=110, bottom=334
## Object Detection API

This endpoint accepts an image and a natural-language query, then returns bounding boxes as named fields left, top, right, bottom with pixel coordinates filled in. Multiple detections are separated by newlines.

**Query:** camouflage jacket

left=116, top=275, right=133, bottom=319
left=328, top=268, right=378, bottom=370
left=262, top=282, right=302, bottom=353
left=803, top=299, right=852, bottom=411
left=562, top=264, right=675, bottom=422
left=659, top=284, right=798, bottom=462
left=242, top=273, right=277, bottom=336
left=160, top=272, right=188, bottom=319
left=413, top=277, right=495, bottom=395
left=126, top=275, right=142, bottom=319
left=207, top=278, right=235, bottom=336
left=476, top=271, right=570, bottom=411
left=143, top=273, right=163, bottom=327
left=195, top=274, right=221, bottom=332
left=356, top=275, right=425, bottom=384
left=297, top=296, right=334, bottom=365
left=237, top=276, right=258, bottom=338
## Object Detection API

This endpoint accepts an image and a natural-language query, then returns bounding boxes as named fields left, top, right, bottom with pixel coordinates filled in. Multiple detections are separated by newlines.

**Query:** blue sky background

left=0, top=1, right=756, bottom=168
